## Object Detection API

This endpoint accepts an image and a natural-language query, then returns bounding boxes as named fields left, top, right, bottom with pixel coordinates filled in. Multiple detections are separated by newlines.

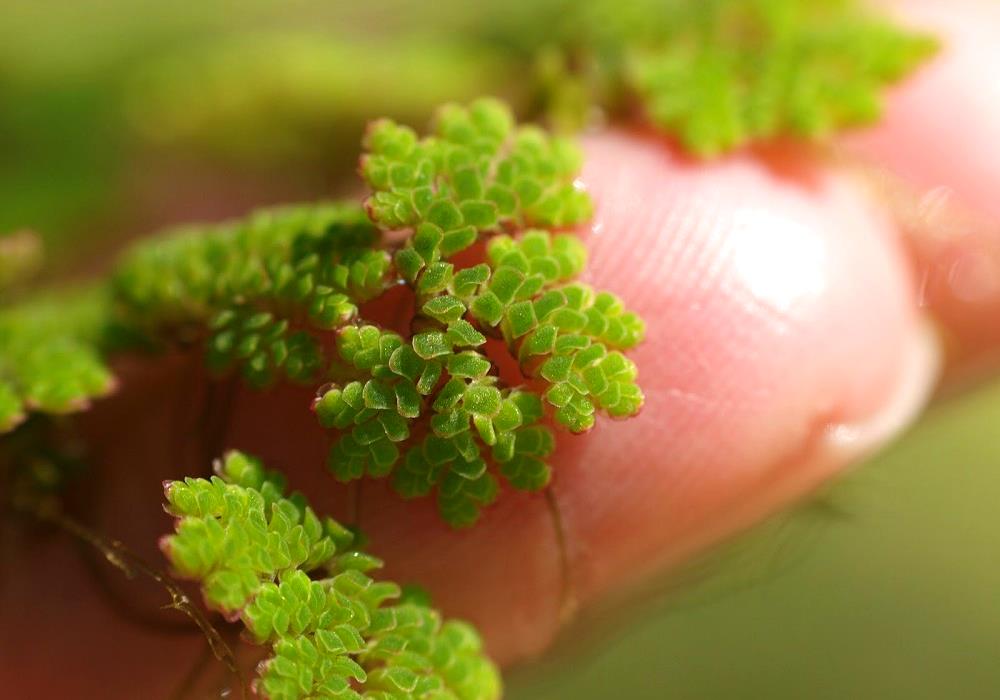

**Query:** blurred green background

left=0, top=0, right=540, bottom=274
left=3, top=1, right=999, bottom=697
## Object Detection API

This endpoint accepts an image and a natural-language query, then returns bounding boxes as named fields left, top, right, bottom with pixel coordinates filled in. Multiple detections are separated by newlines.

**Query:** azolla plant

left=2, top=98, right=643, bottom=699
left=0, top=1, right=935, bottom=697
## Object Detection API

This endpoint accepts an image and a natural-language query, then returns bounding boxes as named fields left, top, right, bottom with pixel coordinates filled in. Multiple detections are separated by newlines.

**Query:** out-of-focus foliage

left=0, top=0, right=516, bottom=257
left=481, top=0, right=937, bottom=154
left=0, top=231, right=43, bottom=295
left=126, top=35, right=515, bottom=164
left=624, top=0, right=938, bottom=155
left=0, top=289, right=115, bottom=432
left=0, top=0, right=932, bottom=262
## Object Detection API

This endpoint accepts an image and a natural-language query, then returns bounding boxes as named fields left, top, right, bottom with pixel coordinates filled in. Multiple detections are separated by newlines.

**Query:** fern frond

left=526, top=0, right=936, bottom=156
left=0, top=289, right=115, bottom=432
left=302, top=101, right=641, bottom=525
left=4, top=98, right=644, bottom=528
left=163, top=451, right=501, bottom=700
left=627, top=0, right=939, bottom=155
left=361, top=98, right=592, bottom=283
left=467, top=230, right=645, bottom=432
left=113, top=201, right=382, bottom=386
left=314, top=324, right=445, bottom=481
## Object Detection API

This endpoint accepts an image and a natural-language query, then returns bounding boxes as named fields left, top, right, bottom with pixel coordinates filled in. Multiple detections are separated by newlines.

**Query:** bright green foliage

left=206, top=308, right=323, bottom=388
left=320, top=319, right=566, bottom=525
left=316, top=325, right=432, bottom=481
left=626, top=0, right=939, bottom=155
left=107, top=101, right=642, bottom=528
left=393, top=390, right=552, bottom=527
left=128, top=34, right=513, bottom=165
left=113, top=202, right=384, bottom=386
left=164, top=452, right=342, bottom=613
left=316, top=319, right=558, bottom=525
left=467, top=231, right=645, bottom=433
left=361, top=98, right=592, bottom=289
left=163, top=451, right=501, bottom=700
left=0, top=290, right=115, bottom=433
left=525, top=0, right=936, bottom=156
left=3, top=98, right=645, bottom=529
left=316, top=313, right=563, bottom=525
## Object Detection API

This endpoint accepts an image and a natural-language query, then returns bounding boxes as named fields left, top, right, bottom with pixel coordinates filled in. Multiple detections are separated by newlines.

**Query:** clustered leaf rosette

left=532, top=0, right=938, bottom=157
left=360, top=97, right=592, bottom=252
left=112, top=202, right=387, bottom=388
left=308, top=98, right=644, bottom=527
left=162, top=451, right=501, bottom=700
left=628, top=0, right=938, bottom=156
left=2, top=98, right=645, bottom=528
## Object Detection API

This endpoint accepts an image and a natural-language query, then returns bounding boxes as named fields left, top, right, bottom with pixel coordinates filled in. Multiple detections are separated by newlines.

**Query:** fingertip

left=553, top=131, right=932, bottom=606
left=353, top=132, right=936, bottom=663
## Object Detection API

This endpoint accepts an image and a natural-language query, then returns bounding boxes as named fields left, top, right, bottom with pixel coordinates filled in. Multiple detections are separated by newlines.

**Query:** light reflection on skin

left=727, top=206, right=829, bottom=316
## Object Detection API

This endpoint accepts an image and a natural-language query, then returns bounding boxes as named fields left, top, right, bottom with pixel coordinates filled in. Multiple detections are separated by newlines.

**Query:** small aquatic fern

left=307, top=99, right=644, bottom=525
left=90, top=98, right=642, bottom=528
left=121, top=1, right=935, bottom=162
left=624, top=0, right=939, bottom=155
left=163, top=451, right=501, bottom=700
left=111, top=202, right=382, bottom=388
left=535, top=0, right=937, bottom=155
left=0, top=289, right=115, bottom=432
left=0, top=4, right=936, bottom=695
left=360, top=99, right=592, bottom=238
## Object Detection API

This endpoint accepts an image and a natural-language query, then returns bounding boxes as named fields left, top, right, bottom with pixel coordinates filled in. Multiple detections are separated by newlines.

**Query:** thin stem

left=77, top=536, right=201, bottom=634
left=24, top=499, right=246, bottom=699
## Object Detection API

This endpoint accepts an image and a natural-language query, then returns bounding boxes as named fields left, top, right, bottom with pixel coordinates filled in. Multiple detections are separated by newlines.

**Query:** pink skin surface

left=843, top=0, right=1000, bottom=379
left=847, top=0, right=1000, bottom=223
left=3, top=1, right=1000, bottom=695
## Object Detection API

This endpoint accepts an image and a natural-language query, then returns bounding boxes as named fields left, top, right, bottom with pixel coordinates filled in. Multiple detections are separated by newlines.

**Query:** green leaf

left=362, top=98, right=593, bottom=292
left=0, top=288, right=116, bottom=432
left=464, top=385, right=502, bottom=417
left=421, top=295, right=466, bottom=324
left=412, top=331, right=451, bottom=359
left=446, top=352, right=491, bottom=379
left=446, top=320, right=486, bottom=348
left=620, top=0, right=939, bottom=156
left=163, top=451, right=501, bottom=698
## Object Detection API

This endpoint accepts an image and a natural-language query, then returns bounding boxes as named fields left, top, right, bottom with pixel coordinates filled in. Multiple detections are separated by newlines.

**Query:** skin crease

left=3, top=1, right=1000, bottom=696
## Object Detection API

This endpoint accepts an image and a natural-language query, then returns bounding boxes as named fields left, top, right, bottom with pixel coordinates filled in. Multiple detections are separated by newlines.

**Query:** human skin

left=2, top=0, right=1000, bottom=696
